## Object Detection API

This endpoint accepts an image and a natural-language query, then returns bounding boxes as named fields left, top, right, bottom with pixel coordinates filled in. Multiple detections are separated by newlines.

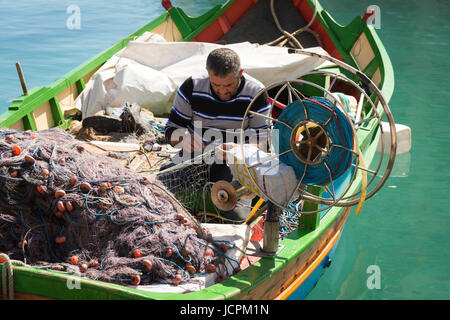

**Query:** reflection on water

left=370, top=152, right=411, bottom=179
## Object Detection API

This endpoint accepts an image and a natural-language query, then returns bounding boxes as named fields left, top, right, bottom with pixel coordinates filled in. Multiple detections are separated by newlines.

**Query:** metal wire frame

left=239, top=79, right=358, bottom=215
left=238, top=51, right=397, bottom=214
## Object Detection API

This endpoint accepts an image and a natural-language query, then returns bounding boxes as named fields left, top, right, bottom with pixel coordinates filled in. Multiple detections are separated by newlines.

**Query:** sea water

left=0, top=0, right=448, bottom=300
left=303, top=0, right=450, bottom=300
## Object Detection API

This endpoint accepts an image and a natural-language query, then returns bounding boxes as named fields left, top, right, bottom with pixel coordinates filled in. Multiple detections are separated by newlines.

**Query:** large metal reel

left=239, top=50, right=397, bottom=215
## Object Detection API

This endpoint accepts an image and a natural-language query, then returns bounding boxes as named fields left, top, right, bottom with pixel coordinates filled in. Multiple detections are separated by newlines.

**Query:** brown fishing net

left=0, top=128, right=218, bottom=287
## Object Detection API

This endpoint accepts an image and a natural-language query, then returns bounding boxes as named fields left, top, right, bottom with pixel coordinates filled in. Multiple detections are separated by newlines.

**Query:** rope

left=269, top=0, right=303, bottom=49
left=274, top=97, right=354, bottom=185
left=354, top=146, right=367, bottom=215
left=267, top=0, right=322, bottom=49
left=0, top=253, right=26, bottom=300
left=196, top=211, right=244, bottom=223
left=245, top=197, right=264, bottom=224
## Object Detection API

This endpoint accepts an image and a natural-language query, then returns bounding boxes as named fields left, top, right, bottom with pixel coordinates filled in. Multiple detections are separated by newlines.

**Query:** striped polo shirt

left=164, top=73, right=270, bottom=144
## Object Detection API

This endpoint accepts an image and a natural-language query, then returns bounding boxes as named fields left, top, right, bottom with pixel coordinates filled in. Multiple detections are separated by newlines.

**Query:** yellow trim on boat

left=274, top=228, right=341, bottom=300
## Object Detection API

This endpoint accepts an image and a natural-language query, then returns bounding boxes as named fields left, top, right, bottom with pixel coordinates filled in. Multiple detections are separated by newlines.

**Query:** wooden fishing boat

left=0, top=0, right=397, bottom=300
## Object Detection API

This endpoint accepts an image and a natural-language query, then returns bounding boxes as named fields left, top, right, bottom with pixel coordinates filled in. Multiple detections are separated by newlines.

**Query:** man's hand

left=215, top=142, right=238, bottom=162
left=184, top=133, right=205, bottom=153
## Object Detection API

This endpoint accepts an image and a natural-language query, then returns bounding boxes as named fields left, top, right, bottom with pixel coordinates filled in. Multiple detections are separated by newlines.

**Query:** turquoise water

left=304, top=0, right=450, bottom=300
left=0, top=0, right=448, bottom=299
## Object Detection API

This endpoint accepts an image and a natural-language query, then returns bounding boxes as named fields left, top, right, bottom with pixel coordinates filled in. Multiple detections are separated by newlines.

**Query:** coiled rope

left=0, top=253, right=25, bottom=300
left=267, top=0, right=322, bottom=48
left=274, top=97, right=354, bottom=186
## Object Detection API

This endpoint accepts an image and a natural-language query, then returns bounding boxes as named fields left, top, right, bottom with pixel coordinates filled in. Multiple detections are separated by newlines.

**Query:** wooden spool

left=210, top=180, right=255, bottom=211
left=211, top=181, right=237, bottom=211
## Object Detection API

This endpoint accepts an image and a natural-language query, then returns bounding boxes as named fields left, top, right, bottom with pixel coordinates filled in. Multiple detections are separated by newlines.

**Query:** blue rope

left=274, top=97, right=354, bottom=185
left=8, top=226, right=20, bottom=241
left=171, top=243, right=192, bottom=263
left=0, top=174, right=23, bottom=182
left=108, top=210, right=138, bottom=225
left=40, top=216, right=61, bottom=262
left=84, top=189, right=108, bottom=217
left=156, top=257, right=191, bottom=283
left=0, top=215, right=15, bottom=223
left=212, top=241, right=240, bottom=275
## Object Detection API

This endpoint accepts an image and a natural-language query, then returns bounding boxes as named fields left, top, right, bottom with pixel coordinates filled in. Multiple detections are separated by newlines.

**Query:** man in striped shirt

left=165, top=47, right=270, bottom=155
left=162, top=48, right=270, bottom=221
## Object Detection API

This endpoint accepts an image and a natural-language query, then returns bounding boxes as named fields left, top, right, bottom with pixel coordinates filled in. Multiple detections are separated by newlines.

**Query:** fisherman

left=162, top=47, right=270, bottom=221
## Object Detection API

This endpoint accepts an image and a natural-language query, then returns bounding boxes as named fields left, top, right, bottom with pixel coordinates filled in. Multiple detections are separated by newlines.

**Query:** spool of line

left=273, top=97, right=354, bottom=185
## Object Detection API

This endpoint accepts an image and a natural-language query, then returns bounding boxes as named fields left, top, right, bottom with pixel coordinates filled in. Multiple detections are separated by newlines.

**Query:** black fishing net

left=0, top=128, right=218, bottom=287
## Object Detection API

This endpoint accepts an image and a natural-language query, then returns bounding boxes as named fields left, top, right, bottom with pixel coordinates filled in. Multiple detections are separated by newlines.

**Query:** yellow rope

left=196, top=212, right=243, bottom=223
left=354, top=146, right=367, bottom=215
left=245, top=197, right=265, bottom=224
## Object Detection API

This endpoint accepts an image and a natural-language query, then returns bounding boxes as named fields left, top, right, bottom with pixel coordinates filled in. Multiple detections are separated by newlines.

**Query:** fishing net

left=0, top=128, right=220, bottom=287
left=156, top=150, right=217, bottom=214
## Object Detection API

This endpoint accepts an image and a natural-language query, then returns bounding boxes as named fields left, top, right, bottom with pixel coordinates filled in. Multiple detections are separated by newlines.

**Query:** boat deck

left=221, top=0, right=319, bottom=48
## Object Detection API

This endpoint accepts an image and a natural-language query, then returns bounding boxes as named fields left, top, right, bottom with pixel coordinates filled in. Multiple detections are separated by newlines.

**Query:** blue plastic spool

left=273, top=97, right=354, bottom=186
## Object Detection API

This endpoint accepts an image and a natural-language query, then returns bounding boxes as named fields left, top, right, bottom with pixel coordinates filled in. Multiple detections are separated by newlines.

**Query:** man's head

left=206, top=48, right=244, bottom=101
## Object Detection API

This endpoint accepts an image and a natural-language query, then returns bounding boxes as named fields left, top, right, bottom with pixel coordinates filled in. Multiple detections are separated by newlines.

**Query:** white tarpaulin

left=74, top=32, right=333, bottom=118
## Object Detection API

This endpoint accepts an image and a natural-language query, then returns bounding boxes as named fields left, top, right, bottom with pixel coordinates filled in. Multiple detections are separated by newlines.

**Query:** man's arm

left=247, top=91, right=271, bottom=149
left=164, top=78, right=205, bottom=152
left=164, top=77, right=194, bottom=146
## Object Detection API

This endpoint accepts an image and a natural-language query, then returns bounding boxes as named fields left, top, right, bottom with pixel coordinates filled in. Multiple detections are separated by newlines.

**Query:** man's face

left=208, top=69, right=243, bottom=101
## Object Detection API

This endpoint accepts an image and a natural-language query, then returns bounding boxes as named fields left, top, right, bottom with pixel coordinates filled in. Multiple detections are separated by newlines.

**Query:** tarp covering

left=74, top=32, right=333, bottom=118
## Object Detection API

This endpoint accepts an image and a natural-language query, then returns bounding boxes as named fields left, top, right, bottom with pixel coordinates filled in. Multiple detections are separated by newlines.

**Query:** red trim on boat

left=193, top=0, right=256, bottom=42
left=293, top=0, right=343, bottom=60
left=161, top=0, right=173, bottom=11
left=218, top=16, right=232, bottom=35
left=192, top=0, right=344, bottom=65
left=363, top=8, right=375, bottom=21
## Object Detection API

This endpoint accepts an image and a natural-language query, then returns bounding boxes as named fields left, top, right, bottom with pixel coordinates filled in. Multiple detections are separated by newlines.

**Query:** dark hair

left=206, top=48, right=241, bottom=77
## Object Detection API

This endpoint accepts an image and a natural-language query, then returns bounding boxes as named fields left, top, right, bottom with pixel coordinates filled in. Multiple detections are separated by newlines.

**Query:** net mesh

left=0, top=128, right=218, bottom=286
left=156, top=150, right=216, bottom=214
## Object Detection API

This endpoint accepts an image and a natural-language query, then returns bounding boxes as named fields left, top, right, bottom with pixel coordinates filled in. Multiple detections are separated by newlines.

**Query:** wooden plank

left=56, top=82, right=78, bottom=113
left=351, top=32, right=375, bottom=71
left=274, top=228, right=341, bottom=299
left=31, top=100, right=54, bottom=130
left=88, top=141, right=140, bottom=152
left=9, top=119, right=25, bottom=131
left=82, top=66, right=101, bottom=85
left=150, top=17, right=183, bottom=41
left=9, top=291, right=56, bottom=300
left=79, top=142, right=108, bottom=155
left=127, top=153, right=148, bottom=171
